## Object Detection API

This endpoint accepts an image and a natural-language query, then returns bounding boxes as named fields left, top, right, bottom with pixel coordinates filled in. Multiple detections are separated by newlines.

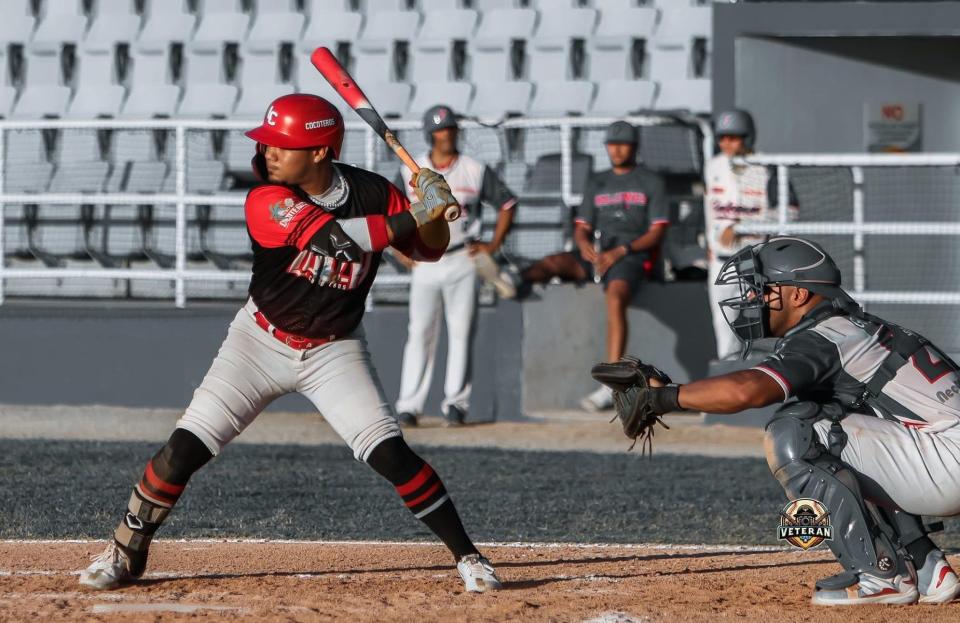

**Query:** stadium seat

left=177, top=51, right=239, bottom=118
left=191, top=0, right=251, bottom=51
left=648, top=4, right=710, bottom=82
left=527, top=8, right=597, bottom=81
left=655, top=4, right=711, bottom=40
left=160, top=160, right=226, bottom=194
left=354, top=11, right=421, bottom=83
left=0, top=0, right=36, bottom=47
left=235, top=78, right=294, bottom=119
left=30, top=0, right=88, bottom=50
left=112, top=130, right=162, bottom=163
left=528, top=81, right=595, bottom=117
left=11, top=50, right=71, bottom=119
left=525, top=152, right=593, bottom=196
left=137, top=0, right=198, bottom=52
left=293, top=55, right=354, bottom=117
left=119, top=50, right=181, bottom=118
left=469, top=81, right=532, bottom=118
left=471, top=0, right=517, bottom=9
left=299, top=10, right=362, bottom=57
left=364, top=82, right=413, bottom=117
left=0, top=49, right=19, bottom=118
left=589, top=80, right=656, bottom=115
left=419, top=0, right=466, bottom=8
left=362, top=0, right=412, bottom=11
left=528, top=0, right=584, bottom=9
left=83, top=0, right=142, bottom=52
left=408, top=9, right=477, bottom=82
left=408, top=82, right=472, bottom=116
left=655, top=79, right=710, bottom=113
left=67, top=52, right=126, bottom=118
left=467, top=8, right=536, bottom=82
left=587, top=7, right=657, bottom=80
left=245, top=3, right=304, bottom=52
left=105, top=160, right=169, bottom=193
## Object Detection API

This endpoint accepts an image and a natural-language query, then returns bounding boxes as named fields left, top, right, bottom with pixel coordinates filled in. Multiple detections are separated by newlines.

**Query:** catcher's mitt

left=590, top=356, right=676, bottom=454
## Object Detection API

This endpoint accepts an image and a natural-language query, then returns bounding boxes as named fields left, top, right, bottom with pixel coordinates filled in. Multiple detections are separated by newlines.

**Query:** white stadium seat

left=468, top=8, right=537, bottom=82
left=528, top=8, right=597, bottom=81
left=299, top=10, right=362, bottom=53
left=234, top=51, right=294, bottom=118
left=0, top=0, right=37, bottom=47
left=587, top=7, right=657, bottom=80
left=589, top=80, right=656, bottom=115
left=294, top=55, right=354, bottom=117
left=362, top=0, right=411, bottom=11
left=11, top=51, right=71, bottom=119
left=67, top=52, right=126, bottom=118
left=408, top=9, right=477, bottom=82
left=528, top=81, right=595, bottom=117
left=30, top=0, right=88, bottom=50
left=419, top=0, right=466, bottom=9
left=471, top=0, right=517, bottom=9
left=362, top=82, right=412, bottom=118
left=235, top=83, right=295, bottom=119
left=137, top=0, right=197, bottom=52
left=83, top=0, right=142, bottom=52
left=120, top=50, right=181, bottom=118
left=469, top=81, right=532, bottom=118
left=0, top=48, right=19, bottom=118
left=655, top=78, right=711, bottom=112
left=245, top=5, right=304, bottom=52
left=408, top=82, right=473, bottom=117
left=191, top=0, right=250, bottom=52
left=354, top=11, right=421, bottom=83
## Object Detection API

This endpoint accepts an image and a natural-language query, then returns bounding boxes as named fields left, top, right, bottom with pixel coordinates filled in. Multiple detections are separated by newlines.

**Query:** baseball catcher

left=593, top=236, right=960, bottom=606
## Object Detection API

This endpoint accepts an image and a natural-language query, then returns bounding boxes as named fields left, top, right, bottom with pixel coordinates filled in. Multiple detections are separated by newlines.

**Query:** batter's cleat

left=444, top=405, right=466, bottom=427
left=918, top=550, right=960, bottom=604
left=580, top=386, right=614, bottom=412
left=397, top=411, right=419, bottom=427
left=812, top=569, right=919, bottom=606
left=79, top=542, right=137, bottom=590
left=457, top=554, right=502, bottom=593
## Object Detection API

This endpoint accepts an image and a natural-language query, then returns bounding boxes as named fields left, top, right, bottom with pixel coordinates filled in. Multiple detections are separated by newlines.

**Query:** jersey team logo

left=777, top=498, right=832, bottom=550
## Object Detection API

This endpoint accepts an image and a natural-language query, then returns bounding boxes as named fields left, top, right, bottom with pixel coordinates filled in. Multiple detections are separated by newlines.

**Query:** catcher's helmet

left=714, top=237, right=851, bottom=352
left=713, top=109, right=755, bottom=150
left=245, top=94, right=344, bottom=158
left=422, top=104, right=459, bottom=144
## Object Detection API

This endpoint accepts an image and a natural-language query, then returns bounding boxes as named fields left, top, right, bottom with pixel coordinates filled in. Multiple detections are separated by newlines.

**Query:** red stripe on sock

left=144, top=461, right=185, bottom=497
left=396, top=464, right=434, bottom=497
left=404, top=481, right=443, bottom=509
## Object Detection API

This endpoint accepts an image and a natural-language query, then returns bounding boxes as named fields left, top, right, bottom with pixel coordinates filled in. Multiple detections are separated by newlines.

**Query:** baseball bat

left=310, top=47, right=460, bottom=222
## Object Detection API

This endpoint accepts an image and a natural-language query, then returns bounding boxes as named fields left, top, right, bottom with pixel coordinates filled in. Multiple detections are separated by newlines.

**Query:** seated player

left=593, top=237, right=960, bottom=606
left=510, top=121, right=669, bottom=412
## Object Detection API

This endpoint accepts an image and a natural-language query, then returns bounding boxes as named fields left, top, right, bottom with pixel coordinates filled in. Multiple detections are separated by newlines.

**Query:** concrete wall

left=714, top=2, right=960, bottom=152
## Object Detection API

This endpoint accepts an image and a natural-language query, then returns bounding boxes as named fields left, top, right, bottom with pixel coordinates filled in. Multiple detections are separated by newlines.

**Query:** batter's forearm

left=677, top=370, right=783, bottom=414
left=385, top=211, right=417, bottom=243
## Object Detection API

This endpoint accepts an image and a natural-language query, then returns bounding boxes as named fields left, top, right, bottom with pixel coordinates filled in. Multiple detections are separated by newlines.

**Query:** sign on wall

left=864, top=102, right=922, bottom=152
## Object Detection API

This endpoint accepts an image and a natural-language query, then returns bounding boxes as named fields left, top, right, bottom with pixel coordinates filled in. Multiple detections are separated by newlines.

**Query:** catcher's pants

left=396, top=249, right=477, bottom=416
left=708, top=256, right=741, bottom=360
left=812, top=414, right=960, bottom=517
left=176, top=304, right=400, bottom=461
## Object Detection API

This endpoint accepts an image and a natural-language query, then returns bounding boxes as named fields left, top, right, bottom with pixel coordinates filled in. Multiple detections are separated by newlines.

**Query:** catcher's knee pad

left=116, top=429, right=213, bottom=557
left=764, top=402, right=902, bottom=578
left=366, top=437, right=450, bottom=519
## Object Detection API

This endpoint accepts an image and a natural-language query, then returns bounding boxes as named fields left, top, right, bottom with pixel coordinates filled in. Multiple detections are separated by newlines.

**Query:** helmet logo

left=719, top=113, right=732, bottom=129
left=266, top=106, right=278, bottom=126
left=305, top=118, right=336, bottom=130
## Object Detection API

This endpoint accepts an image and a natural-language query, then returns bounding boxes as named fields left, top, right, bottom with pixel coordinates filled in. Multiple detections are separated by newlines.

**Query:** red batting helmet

left=245, top=94, right=344, bottom=158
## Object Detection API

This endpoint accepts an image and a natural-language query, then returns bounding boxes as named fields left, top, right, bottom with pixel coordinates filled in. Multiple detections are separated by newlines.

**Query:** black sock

left=366, top=437, right=479, bottom=561
left=907, top=536, right=937, bottom=569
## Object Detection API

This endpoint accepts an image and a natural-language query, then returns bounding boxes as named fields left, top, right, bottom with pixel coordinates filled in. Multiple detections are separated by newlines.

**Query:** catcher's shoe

left=457, top=554, right=502, bottom=593
left=918, top=550, right=960, bottom=604
left=397, top=411, right=419, bottom=427
left=812, top=568, right=918, bottom=606
left=580, top=386, right=614, bottom=412
left=79, top=541, right=139, bottom=590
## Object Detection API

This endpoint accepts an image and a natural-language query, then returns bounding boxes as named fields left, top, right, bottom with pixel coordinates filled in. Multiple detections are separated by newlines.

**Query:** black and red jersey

left=245, top=164, right=443, bottom=339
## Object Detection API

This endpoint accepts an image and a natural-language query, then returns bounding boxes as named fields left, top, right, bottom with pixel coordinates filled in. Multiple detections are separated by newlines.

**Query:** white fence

left=0, top=114, right=708, bottom=307
left=735, top=153, right=960, bottom=353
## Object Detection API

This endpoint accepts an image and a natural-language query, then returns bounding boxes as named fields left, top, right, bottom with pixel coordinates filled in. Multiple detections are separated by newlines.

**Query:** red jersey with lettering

left=245, top=164, right=441, bottom=339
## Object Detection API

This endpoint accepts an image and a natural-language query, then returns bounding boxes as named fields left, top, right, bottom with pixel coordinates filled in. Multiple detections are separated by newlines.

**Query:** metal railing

left=0, top=114, right=707, bottom=307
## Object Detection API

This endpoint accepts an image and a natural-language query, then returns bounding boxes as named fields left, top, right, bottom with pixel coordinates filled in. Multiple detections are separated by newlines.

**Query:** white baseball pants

left=176, top=304, right=401, bottom=462
left=396, top=249, right=477, bottom=416
left=708, top=257, right=742, bottom=360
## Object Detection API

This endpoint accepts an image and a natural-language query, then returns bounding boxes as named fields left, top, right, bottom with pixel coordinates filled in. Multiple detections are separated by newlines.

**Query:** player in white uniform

left=393, top=105, right=517, bottom=427
left=704, top=109, right=798, bottom=359
left=78, top=94, right=502, bottom=593
left=600, top=237, right=960, bottom=606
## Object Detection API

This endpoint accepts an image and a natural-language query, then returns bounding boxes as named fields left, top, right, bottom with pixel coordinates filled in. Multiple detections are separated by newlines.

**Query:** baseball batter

left=705, top=109, right=798, bottom=359
left=515, top=121, right=669, bottom=411
left=393, top=105, right=517, bottom=427
left=594, top=237, right=960, bottom=606
left=79, top=94, right=502, bottom=593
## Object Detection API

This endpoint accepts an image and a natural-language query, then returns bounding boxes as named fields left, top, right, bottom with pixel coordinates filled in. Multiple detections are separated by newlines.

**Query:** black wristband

left=650, top=384, right=682, bottom=415
left=386, top=211, right=416, bottom=243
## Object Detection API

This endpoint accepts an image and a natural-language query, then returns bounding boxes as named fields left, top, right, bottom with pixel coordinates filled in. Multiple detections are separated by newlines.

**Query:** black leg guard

left=366, top=437, right=478, bottom=560
left=875, top=506, right=937, bottom=569
left=764, top=402, right=904, bottom=580
left=114, top=428, right=213, bottom=576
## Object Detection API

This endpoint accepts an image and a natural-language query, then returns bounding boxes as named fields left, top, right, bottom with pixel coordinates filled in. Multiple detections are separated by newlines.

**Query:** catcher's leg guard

left=113, top=428, right=213, bottom=575
left=764, top=402, right=904, bottom=580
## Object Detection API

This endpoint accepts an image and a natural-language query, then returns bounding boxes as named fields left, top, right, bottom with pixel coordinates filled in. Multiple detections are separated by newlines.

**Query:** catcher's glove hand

left=590, top=356, right=680, bottom=453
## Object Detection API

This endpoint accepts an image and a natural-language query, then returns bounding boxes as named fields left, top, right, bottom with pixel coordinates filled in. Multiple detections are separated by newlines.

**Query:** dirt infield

left=0, top=541, right=955, bottom=622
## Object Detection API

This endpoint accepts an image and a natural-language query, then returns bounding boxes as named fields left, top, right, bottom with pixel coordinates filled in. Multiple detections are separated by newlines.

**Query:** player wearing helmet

left=705, top=109, right=799, bottom=359
left=595, top=237, right=960, bottom=606
left=391, top=104, right=517, bottom=427
left=79, top=94, right=502, bottom=594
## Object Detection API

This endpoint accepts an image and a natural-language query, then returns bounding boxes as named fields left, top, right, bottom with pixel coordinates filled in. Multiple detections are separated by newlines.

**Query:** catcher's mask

left=715, top=237, right=851, bottom=356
